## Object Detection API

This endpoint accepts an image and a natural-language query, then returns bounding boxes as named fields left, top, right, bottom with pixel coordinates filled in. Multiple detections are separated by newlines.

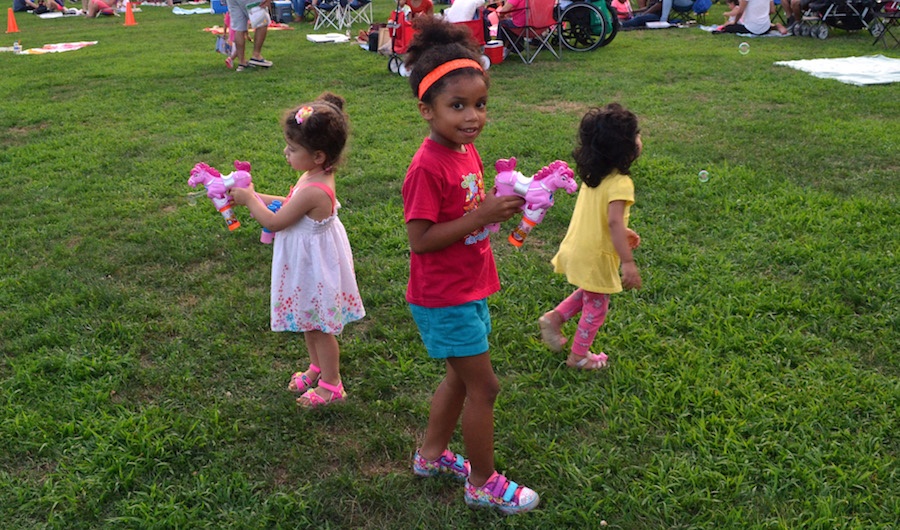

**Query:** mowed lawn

left=1, top=3, right=898, bottom=528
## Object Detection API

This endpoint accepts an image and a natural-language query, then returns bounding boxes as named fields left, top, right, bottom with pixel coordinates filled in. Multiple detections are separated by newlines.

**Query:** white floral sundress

left=270, top=183, right=365, bottom=334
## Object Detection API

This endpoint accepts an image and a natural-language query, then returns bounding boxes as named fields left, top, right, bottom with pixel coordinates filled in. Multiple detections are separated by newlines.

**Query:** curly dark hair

left=573, top=103, right=641, bottom=188
left=282, top=92, right=349, bottom=171
left=405, top=16, right=489, bottom=103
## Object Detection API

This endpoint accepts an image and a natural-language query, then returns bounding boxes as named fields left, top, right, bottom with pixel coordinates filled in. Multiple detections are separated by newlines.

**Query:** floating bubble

left=739, top=42, right=750, bottom=55
left=698, top=170, right=710, bottom=182
left=186, top=190, right=206, bottom=206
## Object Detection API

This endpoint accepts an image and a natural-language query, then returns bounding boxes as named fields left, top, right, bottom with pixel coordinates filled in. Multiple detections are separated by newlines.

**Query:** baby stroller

left=793, top=0, right=876, bottom=38
left=555, top=0, right=619, bottom=52
left=387, top=4, right=491, bottom=75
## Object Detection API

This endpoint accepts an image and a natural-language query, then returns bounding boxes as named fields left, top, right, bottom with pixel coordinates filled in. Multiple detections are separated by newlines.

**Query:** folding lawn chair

left=311, top=0, right=347, bottom=30
left=871, top=0, right=900, bottom=47
left=772, top=0, right=788, bottom=24
left=669, top=0, right=710, bottom=24
left=498, top=0, right=561, bottom=64
left=344, top=0, right=374, bottom=26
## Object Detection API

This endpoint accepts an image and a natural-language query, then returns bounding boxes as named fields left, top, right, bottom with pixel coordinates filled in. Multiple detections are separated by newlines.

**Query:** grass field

left=1, top=2, right=898, bottom=528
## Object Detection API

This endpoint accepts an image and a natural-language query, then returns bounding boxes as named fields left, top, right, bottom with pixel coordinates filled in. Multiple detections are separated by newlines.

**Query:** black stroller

left=793, top=0, right=877, bottom=38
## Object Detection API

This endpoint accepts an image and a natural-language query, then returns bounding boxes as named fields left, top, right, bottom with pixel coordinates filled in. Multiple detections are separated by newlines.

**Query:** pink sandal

left=288, top=364, right=320, bottom=393
left=297, top=380, right=346, bottom=409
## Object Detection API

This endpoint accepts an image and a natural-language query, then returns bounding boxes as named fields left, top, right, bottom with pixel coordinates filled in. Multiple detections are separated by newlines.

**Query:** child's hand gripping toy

left=187, top=160, right=253, bottom=232
left=489, top=157, right=578, bottom=247
left=259, top=200, right=282, bottom=244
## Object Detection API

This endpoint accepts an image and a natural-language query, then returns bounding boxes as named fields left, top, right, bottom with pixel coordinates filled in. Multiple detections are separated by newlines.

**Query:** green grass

left=1, top=3, right=898, bottom=528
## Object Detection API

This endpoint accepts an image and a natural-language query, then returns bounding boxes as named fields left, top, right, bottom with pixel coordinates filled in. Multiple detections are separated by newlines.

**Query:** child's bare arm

left=231, top=185, right=328, bottom=233
left=253, top=193, right=286, bottom=205
left=608, top=200, right=642, bottom=290
left=407, top=190, right=524, bottom=254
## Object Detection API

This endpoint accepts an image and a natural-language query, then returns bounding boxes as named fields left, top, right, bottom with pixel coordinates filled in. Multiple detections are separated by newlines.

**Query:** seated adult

left=611, top=0, right=634, bottom=20
left=13, top=0, right=39, bottom=12
left=495, top=0, right=527, bottom=47
left=399, top=0, right=433, bottom=18
left=620, top=0, right=673, bottom=28
left=717, top=0, right=787, bottom=34
left=16, top=0, right=66, bottom=13
left=782, top=0, right=812, bottom=32
left=84, top=0, right=116, bottom=16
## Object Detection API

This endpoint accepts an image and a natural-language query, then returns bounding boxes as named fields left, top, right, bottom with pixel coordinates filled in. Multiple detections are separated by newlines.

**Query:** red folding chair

left=498, top=0, right=561, bottom=64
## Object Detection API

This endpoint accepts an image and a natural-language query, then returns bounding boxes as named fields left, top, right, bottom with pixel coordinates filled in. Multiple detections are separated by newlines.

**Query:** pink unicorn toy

left=188, top=160, right=254, bottom=232
left=489, top=157, right=578, bottom=247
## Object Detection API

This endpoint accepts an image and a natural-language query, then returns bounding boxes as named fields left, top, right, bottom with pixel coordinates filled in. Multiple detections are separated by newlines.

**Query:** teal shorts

left=409, top=299, right=492, bottom=359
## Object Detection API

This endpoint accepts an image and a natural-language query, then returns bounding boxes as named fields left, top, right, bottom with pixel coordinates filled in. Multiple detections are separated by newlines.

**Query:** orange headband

left=417, top=58, right=484, bottom=100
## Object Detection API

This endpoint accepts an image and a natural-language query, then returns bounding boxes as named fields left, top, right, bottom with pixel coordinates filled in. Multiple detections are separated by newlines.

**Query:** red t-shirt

left=408, top=0, right=433, bottom=15
left=402, top=138, right=500, bottom=308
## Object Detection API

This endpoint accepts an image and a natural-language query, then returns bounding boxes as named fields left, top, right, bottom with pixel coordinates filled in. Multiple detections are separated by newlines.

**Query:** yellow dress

left=551, top=171, right=634, bottom=294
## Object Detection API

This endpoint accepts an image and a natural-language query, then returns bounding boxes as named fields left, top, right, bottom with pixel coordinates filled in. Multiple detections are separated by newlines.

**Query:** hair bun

left=318, top=92, right=346, bottom=112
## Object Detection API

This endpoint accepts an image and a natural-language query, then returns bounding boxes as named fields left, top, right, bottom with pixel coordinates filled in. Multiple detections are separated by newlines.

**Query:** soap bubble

left=739, top=42, right=750, bottom=55
left=698, top=170, right=710, bottom=182
left=186, top=190, right=206, bottom=206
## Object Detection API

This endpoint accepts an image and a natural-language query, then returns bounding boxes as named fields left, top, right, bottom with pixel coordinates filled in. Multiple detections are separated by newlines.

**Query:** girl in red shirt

left=401, top=17, right=539, bottom=516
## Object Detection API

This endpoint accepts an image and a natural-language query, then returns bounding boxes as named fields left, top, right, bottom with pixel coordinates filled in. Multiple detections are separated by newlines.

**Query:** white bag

left=249, top=5, right=271, bottom=28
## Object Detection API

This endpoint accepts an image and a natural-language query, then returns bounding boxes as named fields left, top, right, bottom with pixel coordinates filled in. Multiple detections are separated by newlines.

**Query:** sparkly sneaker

left=464, top=471, right=539, bottom=515
left=412, top=449, right=470, bottom=481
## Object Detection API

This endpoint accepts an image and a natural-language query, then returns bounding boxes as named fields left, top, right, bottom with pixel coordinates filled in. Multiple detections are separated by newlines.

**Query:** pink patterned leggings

left=553, top=289, right=610, bottom=356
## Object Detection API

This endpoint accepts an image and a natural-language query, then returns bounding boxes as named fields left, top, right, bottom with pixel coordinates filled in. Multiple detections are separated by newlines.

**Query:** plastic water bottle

left=13, top=41, right=21, bottom=54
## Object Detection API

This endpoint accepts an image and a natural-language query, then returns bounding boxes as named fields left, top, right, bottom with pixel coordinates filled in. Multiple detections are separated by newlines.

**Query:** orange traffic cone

left=124, top=2, right=137, bottom=26
left=6, top=8, right=19, bottom=34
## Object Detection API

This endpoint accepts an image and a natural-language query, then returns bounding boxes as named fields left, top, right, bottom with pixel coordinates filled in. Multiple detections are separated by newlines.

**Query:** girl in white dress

left=230, top=92, right=365, bottom=408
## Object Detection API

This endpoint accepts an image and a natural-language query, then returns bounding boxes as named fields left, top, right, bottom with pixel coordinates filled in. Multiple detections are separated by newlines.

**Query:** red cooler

left=484, top=40, right=504, bottom=66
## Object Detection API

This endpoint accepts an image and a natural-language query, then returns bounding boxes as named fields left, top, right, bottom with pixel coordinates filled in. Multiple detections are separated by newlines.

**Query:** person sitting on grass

left=83, top=0, right=117, bottom=16
left=716, top=0, right=787, bottom=34
left=17, top=0, right=66, bottom=13
left=13, top=0, right=39, bottom=12
left=620, top=0, right=672, bottom=28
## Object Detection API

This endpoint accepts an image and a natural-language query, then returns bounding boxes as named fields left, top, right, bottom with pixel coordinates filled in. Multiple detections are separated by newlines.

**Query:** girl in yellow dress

left=540, top=103, right=643, bottom=370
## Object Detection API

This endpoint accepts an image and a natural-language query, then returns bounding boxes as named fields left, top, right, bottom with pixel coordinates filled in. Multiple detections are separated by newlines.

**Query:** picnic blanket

left=307, top=33, right=350, bottom=43
left=774, top=55, right=900, bottom=86
left=37, top=9, right=83, bottom=18
left=173, top=6, right=213, bottom=14
left=699, top=25, right=789, bottom=36
left=142, top=0, right=207, bottom=4
left=17, top=41, right=98, bottom=54
left=202, top=22, right=293, bottom=33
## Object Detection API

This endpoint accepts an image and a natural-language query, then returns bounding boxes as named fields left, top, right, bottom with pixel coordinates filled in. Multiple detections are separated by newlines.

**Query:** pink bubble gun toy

left=187, top=160, right=254, bottom=232
left=489, top=157, right=578, bottom=247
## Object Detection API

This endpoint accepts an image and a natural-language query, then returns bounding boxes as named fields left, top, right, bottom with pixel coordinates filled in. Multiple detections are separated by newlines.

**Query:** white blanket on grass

left=775, top=55, right=900, bottom=86
left=173, top=6, right=213, bottom=13
left=306, top=33, right=350, bottom=43
left=38, top=9, right=84, bottom=17
left=699, top=24, right=788, bottom=36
